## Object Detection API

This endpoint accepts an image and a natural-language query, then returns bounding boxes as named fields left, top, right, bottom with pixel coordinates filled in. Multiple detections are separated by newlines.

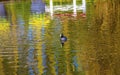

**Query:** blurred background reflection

left=0, top=0, right=120, bottom=75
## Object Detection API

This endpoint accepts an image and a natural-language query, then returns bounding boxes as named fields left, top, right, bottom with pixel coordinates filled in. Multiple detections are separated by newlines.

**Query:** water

left=0, top=0, right=120, bottom=75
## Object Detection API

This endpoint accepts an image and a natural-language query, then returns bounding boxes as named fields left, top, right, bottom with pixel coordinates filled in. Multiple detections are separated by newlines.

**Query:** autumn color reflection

left=0, top=0, right=120, bottom=75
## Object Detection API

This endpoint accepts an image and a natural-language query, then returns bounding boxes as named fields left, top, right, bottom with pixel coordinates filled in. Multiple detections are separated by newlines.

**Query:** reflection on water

left=0, top=2, right=6, bottom=17
left=48, top=0, right=86, bottom=17
left=0, top=0, right=120, bottom=75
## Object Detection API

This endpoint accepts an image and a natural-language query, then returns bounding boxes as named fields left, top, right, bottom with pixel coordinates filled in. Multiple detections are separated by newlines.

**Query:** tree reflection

left=80, top=0, right=120, bottom=75
left=0, top=0, right=119, bottom=75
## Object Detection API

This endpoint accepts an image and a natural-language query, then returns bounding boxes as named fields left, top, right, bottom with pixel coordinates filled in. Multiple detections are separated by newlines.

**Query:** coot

left=60, top=33, right=67, bottom=46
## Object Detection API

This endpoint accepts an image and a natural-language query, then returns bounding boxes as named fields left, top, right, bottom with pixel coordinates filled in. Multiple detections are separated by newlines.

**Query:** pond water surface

left=0, top=0, right=120, bottom=75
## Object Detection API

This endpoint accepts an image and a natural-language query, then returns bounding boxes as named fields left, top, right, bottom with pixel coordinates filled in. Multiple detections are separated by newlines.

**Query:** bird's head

left=60, top=33, right=64, bottom=37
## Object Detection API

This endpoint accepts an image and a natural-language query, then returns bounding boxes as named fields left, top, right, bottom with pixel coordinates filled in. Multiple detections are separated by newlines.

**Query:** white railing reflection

left=49, top=0, right=53, bottom=18
left=82, top=0, right=86, bottom=13
left=73, top=0, right=77, bottom=16
left=46, top=0, right=86, bottom=17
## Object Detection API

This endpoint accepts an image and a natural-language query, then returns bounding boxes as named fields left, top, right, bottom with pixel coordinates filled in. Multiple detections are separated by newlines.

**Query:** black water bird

left=60, top=33, right=67, bottom=46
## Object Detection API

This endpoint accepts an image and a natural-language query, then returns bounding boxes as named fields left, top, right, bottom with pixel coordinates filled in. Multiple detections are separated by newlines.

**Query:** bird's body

left=60, top=36, right=67, bottom=42
left=60, top=33, right=67, bottom=46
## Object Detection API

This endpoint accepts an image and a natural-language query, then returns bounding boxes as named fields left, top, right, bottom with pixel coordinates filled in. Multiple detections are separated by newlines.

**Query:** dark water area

left=0, top=0, right=120, bottom=75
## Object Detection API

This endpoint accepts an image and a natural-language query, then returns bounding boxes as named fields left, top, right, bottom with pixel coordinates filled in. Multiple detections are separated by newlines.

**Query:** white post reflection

left=82, top=0, right=86, bottom=13
left=50, top=0, right=53, bottom=18
left=73, top=0, right=77, bottom=16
